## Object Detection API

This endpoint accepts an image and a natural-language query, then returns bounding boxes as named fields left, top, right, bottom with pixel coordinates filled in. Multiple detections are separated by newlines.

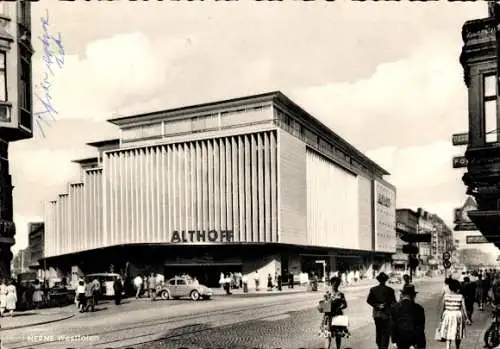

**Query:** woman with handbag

left=318, top=276, right=349, bottom=349
left=438, top=279, right=471, bottom=349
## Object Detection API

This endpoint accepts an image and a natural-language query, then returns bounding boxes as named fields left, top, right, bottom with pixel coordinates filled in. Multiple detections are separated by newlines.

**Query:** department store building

left=41, top=91, right=397, bottom=287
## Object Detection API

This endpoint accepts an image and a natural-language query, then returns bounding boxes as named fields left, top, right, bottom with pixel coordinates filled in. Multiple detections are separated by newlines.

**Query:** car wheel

left=190, top=290, right=200, bottom=301
left=160, top=290, right=170, bottom=300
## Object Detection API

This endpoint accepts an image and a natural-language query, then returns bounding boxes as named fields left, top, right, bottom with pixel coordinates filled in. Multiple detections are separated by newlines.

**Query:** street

left=0, top=278, right=473, bottom=349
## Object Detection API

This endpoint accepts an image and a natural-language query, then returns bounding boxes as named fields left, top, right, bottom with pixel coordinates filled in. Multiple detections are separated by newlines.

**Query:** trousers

left=374, top=318, right=391, bottom=349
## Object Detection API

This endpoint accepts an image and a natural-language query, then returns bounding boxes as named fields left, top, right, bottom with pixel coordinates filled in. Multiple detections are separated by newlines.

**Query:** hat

left=401, top=284, right=418, bottom=296
left=376, top=272, right=389, bottom=283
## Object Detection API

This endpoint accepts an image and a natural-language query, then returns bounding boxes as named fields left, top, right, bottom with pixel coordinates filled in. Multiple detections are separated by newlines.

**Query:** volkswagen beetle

left=156, top=276, right=213, bottom=301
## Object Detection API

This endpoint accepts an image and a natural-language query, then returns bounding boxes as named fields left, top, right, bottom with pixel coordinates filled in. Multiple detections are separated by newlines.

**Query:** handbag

left=317, top=299, right=333, bottom=313
left=434, top=322, right=444, bottom=342
left=331, top=315, right=349, bottom=327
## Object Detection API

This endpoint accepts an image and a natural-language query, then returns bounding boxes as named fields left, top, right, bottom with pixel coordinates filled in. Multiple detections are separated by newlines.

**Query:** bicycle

left=484, top=304, right=500, bottom=348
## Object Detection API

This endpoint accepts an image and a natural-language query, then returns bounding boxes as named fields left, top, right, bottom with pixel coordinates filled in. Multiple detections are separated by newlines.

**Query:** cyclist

left=484, top=273, right=500, bottom=348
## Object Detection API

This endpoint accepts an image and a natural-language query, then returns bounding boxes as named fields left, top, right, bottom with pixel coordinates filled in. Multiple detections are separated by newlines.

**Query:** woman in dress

left=319, top=276, right=348, bottom=349
left=439, top=279, right=471, bottom=349
left=0, top=279, right=7, bottom=316
left=5, top=280, right=17, bottom=317
left=32, top=279, right=43, bottom=309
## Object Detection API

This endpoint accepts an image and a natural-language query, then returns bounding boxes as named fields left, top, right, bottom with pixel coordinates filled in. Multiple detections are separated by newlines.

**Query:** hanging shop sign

left=452, top=156, right=468, bottom=168
left=170, top=230, right=235, bottom=243
left=452, top=133, right=469, bottom=146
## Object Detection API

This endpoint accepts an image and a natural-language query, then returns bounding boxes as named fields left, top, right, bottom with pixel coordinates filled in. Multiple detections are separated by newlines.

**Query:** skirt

left=440, top=310, right=465, bottom=340
left=5, top=294, right=16, bottom=310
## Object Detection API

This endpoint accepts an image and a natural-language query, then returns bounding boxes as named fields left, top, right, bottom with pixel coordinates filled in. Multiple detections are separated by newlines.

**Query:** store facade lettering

left=170, top=230, right=234, bottom=243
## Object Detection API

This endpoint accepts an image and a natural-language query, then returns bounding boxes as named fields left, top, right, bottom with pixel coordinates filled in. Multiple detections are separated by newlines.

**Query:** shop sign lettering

left=377, top=194, right=392, bottom=208
left=170, top=230, right=234, bottom=243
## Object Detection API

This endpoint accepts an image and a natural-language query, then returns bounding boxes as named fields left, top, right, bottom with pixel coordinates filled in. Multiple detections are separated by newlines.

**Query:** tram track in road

left=6, top=294, right=318, bottom=349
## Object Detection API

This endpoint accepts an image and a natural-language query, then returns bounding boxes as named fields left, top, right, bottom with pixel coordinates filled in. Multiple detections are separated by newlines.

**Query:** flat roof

left=86, top=139, right=120, bottom=148
left=71, top=157, right=99, bottom=164
left=107, top=91, right=390, bottom=176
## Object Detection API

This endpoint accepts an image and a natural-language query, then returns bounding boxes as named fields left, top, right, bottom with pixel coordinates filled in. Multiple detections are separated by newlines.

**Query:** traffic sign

left=443, top=260, right=452, bottom=269
left=443, top=252, right=451, bottom=260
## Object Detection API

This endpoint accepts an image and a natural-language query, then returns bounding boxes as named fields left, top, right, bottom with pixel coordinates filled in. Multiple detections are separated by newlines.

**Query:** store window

left=484, top=74, right=497, bottom=143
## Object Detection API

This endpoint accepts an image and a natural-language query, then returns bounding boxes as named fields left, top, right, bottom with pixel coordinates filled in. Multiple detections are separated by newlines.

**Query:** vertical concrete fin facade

left=96, top=131, right=279, bottom=248
left=278, top=130, right=307, bottom=244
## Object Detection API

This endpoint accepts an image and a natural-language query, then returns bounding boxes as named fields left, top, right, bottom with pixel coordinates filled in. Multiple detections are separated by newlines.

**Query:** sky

left=10, top=0, right=487, bottom=252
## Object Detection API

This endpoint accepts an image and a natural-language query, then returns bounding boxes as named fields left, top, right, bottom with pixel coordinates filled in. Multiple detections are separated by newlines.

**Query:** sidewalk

left=0, top=305, right=75, bottom=331
left=428, top=303, right=492, bottom=349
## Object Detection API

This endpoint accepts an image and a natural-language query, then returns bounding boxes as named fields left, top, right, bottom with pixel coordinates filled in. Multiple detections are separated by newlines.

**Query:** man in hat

left=367, top=272, right=396, bottom=349
left=390, top=284, right=426, bottom=349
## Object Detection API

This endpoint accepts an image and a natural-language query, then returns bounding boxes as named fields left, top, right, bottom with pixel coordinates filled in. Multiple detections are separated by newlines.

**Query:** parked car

left=388, top=272, right=403, bottom=284
left=85, top=273, right=124, bottom=297
left=156, top=276, right=213, bottom=301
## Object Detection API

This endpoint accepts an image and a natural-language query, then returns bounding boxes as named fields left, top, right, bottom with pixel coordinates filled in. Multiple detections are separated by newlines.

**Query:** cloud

left=286, top=33, right=469, bottom=151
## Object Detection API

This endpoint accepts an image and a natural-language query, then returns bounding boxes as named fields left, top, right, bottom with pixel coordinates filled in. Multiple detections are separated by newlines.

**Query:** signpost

left=453, top=156, right=468, bottom=168
left=452, top=133, right=469, bottom=146
left=442, top=251, right=452, bottom=278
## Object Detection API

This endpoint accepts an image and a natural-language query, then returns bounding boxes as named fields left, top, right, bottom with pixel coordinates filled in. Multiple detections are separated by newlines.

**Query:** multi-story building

left=429, top=214, right=454, bottom=258
left=11, top=248, right=30, bottom=275
left=0, top=2, right=33, bottom=279
left=417, top=208, right=433, bottom=263
left=395, top=208, right=452, bottom=270
left=28, top=222, right=44, bottom=267
left=41, top=92, right=397, bottom=286
left=394, top=209, right=419, bottom=270
left=459, top=5, right=500, bottom=248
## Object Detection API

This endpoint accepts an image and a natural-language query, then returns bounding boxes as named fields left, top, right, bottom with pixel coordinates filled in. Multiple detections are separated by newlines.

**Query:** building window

left=19, top=52, right=32, bottom=129
left=17, top=1, right=30, bottom=28
left=484, top=74, right=497, bottom=143
left=0, top=52, right=5, bottom=102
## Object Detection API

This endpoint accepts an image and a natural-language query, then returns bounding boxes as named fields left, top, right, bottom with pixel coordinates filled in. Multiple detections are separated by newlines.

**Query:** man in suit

left=390, top=284, right=426, bottom=349
left=367, top=272, right=396, bottom=349
left=461, top=276, right=476, bottom=322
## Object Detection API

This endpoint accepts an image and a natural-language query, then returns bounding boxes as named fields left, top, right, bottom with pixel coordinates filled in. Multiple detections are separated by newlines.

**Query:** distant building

left=394, top=209, right=419, bottom=270
left=395, top=208, right=452, bottom=270
left=28, top=222, right=44, bottom=268
left=11, top=248, right=30, bottom=276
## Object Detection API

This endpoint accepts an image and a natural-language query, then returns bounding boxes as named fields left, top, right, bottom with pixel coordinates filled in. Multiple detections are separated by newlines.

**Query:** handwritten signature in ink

left=34, top=9, right=65, bottom=132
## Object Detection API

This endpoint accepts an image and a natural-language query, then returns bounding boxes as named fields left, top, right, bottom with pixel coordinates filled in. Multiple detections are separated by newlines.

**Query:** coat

left=390, top=298, right=426, bottom=348
left=366, top=284, right=396, bottom=320
left=5, top=285, right=17, bottom=310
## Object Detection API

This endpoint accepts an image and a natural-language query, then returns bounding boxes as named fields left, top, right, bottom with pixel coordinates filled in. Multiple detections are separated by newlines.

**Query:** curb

left=0, top=312, right=75, bottom=332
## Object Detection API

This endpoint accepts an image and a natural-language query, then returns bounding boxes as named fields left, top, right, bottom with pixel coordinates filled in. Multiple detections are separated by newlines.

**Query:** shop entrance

left=163, top=263, right=243, bottom=288
left=300, top=255, right=328, bottom=280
